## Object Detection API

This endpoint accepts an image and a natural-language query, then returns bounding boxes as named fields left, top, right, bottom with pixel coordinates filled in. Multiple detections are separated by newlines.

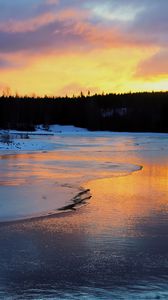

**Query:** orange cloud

left=135, top=49, right=168, bottom=79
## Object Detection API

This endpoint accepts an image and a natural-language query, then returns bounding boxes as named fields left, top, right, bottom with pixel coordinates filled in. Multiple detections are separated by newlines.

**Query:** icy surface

left=0, top=127, right=168, bottom=299
left=0, top=125, right=168, bottom=221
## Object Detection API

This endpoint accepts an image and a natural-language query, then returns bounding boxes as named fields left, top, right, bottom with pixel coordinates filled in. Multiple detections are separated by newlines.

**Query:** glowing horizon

left=0, top=1, right=168, bottom=97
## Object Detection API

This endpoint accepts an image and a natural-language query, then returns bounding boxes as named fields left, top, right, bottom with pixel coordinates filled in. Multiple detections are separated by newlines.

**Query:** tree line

left=0, top=92, right=168, bottom=132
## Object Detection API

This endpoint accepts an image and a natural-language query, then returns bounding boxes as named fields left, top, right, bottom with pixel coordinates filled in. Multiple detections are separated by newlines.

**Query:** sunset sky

left=0, top=0, right=168, bottom=96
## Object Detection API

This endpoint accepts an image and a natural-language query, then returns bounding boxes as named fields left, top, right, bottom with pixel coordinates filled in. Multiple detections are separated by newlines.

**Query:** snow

left=0, top=136, right=53, bottom=151
left=0, top=125, right=168, bottom=152
left=49, top=124, right=88, bottom=133
left=0, top=125, right=89, bottom=151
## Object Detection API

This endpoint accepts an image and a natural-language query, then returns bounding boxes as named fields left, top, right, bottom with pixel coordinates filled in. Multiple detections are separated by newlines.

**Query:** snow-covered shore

left=0, top=125, right=89, bottom=151
left=1, top=124, right=168, bottom=152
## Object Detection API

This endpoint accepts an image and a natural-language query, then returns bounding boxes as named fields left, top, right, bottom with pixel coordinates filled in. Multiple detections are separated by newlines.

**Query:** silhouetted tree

left=0, top=91, right=167, bottom=132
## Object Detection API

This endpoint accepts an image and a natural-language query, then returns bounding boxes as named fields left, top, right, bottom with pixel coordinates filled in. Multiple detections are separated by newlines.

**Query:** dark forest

left=0, top=92, right=168, bottom=132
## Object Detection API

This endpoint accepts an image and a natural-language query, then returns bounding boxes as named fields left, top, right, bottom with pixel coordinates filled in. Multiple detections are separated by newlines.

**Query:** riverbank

left=1, top=125, right=168, bottom=152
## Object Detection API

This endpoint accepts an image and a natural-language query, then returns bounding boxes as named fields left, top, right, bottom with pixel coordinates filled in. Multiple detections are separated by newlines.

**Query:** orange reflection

left=29, top=155, right=168, bottom=241
left=0, top=135, right=168, bottom=231
left=81, top=160, right=168, bottom=234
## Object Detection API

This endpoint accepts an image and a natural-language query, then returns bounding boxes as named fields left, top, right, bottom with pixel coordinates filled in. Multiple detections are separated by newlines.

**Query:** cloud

left=0, top=7, right=157, bottom=56
left=45, top=0, right=59, bottom=5
left=0, top=0, right=168, bottom=57
left=127, top=2, right=168, bottom=47
left=135, top=49, right=168, bottom=78
left=0, top=55, right=24, bottom=69
left=0, top=58, right=12, bottom=69
left=0, top=9, right=119, bottom=54
left=0, top=22, right=95, bottom=54
left=0, top=0, right=42, bottom=21
left=1, top=0, right=168, bottom=95
left=0, top=9, right=89, bottom=33
left=0, top=13, right=59, bottom=33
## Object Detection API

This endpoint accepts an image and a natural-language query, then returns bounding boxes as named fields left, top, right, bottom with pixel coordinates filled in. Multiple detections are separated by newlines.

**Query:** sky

left=0, top=0, right=168, bottom=96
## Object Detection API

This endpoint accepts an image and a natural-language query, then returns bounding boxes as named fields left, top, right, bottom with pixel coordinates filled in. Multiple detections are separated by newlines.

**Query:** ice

left=0, top=125, right=168, bottom=221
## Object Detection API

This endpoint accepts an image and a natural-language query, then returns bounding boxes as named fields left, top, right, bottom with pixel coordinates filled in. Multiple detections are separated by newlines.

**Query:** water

left=0, top=132, right=168, bottom=299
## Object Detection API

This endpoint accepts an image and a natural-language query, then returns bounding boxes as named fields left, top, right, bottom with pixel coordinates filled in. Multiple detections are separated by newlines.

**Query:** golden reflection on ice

left=35, top=158, right=168, bottom=240
left=0, top=133, right=168, bottom=224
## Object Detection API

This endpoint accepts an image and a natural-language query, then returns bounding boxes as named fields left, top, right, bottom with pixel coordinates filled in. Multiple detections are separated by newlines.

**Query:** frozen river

left=0, top=129, right=168, bottom=299
left=0, top=130, right=142, bottom=221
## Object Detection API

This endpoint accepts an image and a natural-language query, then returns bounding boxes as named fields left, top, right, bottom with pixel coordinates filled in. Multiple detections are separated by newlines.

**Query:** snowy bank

left=0, top=125, right=88, bottom=151
left=1, top=125, right=168, bottom=152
